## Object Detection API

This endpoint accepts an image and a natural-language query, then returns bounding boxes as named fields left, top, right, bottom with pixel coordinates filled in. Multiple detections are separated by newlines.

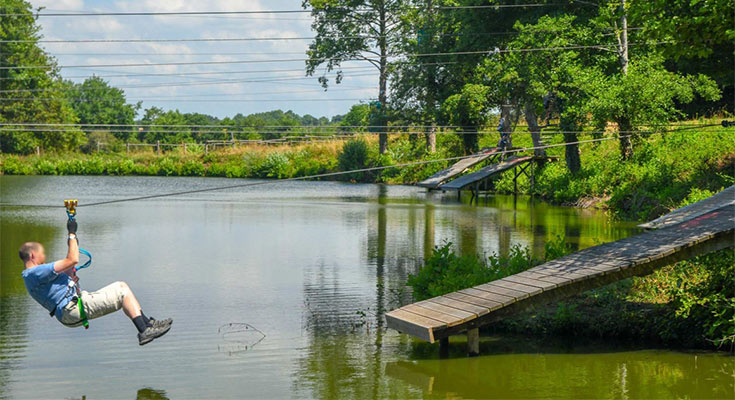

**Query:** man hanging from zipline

left=20, top=202, right=172, bottom=346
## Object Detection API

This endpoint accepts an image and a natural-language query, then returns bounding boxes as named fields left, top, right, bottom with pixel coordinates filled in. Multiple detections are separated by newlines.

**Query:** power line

left=2, top=122, right=716, bottom=129
left=0, top=97, right=369, bottom=103
left=0, top=4, right=554, bottom=17
left=1, top=27, right=634, bottom=45
left=0, top=61, right=458, bottom=80
left=2, top=43, right=660, bottom=70
left=0, top=76, right=377, bottom=94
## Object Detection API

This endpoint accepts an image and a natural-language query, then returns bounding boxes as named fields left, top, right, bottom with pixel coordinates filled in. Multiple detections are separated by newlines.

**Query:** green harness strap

left=77, top=294, right=89, bottom=329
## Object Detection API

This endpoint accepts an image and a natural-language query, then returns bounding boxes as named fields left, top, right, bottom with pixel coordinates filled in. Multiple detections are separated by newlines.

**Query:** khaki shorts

left=60, top=281, right=126, bottom=327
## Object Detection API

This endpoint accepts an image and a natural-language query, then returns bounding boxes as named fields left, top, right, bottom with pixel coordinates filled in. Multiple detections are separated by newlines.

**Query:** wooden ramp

left=417, top=148, right=500, bottom=189
left=439, top=155, right=534, bottom=191
left=386, top=188, right=735, bottom=345
left=639, top=185, right=735, bottom=229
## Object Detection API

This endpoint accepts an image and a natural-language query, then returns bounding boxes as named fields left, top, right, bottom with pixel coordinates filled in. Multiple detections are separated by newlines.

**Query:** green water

left=0, top=175, right=731, bottom=399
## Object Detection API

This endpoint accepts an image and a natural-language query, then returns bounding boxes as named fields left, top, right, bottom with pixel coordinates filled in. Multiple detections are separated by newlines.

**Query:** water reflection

left=385, top=340, right=735, bottom=399
left=1, top=175, right=694, bottom=400
left=136, top=388, right=170, bottom=400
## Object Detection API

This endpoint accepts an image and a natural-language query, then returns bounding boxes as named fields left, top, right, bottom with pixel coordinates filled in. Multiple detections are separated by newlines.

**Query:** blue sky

left=30, top=0, right=379, bottom=119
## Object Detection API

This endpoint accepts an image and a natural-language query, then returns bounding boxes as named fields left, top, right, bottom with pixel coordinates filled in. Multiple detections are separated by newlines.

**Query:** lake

left=0, top=175, right=731, bottom=399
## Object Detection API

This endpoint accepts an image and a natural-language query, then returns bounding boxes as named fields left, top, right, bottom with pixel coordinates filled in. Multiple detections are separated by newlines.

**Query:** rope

left=0, top=135, right=630, bottom=209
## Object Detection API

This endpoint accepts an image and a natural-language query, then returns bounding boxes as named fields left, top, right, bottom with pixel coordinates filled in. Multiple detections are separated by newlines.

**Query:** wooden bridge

left=386, top=186, right=735, bottom=356
left=417, top=147, right=502, bottom=189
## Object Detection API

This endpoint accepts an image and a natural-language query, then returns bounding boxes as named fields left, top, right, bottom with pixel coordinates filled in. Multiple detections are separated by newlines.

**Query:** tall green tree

left=631, top=0, right=734, bottom=114
left=479, top=15, right=607, bottom=174
left=441, top=83, right=491, bottom=155
left=0, top=0, right=82, bottom=154
left=390, top=0, right=459, bottom=153
left=64, top=76, right=140, bottom=140
left=303, top=0, right=408, bottom=154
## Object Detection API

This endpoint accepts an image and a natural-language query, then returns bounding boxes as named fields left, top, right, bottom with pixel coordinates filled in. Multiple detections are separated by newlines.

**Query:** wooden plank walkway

left=639, top=185, right=735, bottom=229
left=416, top=148, right=500, bottom=189
left=439, top=155, right=534, bottom=191
left=386, top=189, right=735, bottom=344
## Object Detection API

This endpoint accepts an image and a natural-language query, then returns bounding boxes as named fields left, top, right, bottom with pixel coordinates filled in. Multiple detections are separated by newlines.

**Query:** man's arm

left=53, top=220, right=79, bottom=273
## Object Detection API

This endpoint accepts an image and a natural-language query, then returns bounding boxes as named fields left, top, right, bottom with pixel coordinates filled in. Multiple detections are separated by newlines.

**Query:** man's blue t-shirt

left=22, top=262, right=73, bottom=321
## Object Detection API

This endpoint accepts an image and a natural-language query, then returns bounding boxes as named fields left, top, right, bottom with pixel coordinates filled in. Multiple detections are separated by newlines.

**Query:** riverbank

left=1, top=122, right=733, bottom=221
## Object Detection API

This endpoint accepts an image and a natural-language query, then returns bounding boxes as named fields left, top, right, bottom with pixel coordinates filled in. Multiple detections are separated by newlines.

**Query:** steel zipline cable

left=0, top=135, right=629, bottom=209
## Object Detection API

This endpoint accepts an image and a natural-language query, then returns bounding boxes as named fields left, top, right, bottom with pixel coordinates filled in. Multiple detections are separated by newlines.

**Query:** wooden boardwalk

left=439, top=155, right=534, bottom=191
left=639, top=185, right=735, bottom=229
left=386, top=187, right=735, bottom=351
left=417, top=148, right=501, bottom=189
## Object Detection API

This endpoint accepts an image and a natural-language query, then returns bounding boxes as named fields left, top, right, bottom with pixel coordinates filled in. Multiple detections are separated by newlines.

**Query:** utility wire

left=0, top=4, right=554, bottom=17
left=0, top=62, right=455, bottom=80
left=0, top=42, right=669, bottom=70
left=0, top=134, right=631, bottom=210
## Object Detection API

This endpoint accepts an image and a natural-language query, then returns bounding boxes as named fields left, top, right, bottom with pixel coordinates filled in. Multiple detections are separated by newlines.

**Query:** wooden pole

left=35, top=146, right=40, bottom=156
left=96, top=141, right=100, bottom=153
left=467, top=328, right=479, bottom=357
left=439, top=337, right=449, bottom=359
left=126, top=143, right=130, bottom=154
left=183, top=142, right=187, bottom=154
left=156, top=140, right=161, bottom=155
left=205, top=143, right=208, bottom=155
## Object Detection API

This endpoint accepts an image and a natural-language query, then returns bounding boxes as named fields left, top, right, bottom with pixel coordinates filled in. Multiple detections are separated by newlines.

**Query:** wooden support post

left=439, top=337, right=449, bottom=359
left=35, top=146, right=40, bottom=156
left=205, top=144, right=208, bottom=155
left=457, top=190, right=461, bottom=202
left=183, top=142, right=187, bottom=154
left=96, top=141, right=101, bottom=153
left=156, top=140, right=161, bottom=155
left=126, top=143, right=130, bottom=154
left=467, top=328, right=479, bottom=357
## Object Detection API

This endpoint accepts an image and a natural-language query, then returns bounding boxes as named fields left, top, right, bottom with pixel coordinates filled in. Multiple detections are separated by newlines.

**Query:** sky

left=28, top=0, right=379, bottom=120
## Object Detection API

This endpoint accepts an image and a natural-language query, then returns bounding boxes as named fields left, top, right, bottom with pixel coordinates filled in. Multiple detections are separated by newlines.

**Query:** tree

left=479, top=15, right=608, bottom=174
left=303, top=0, right=408, bottom=154
left=587, top=56, right=720, bottom=158
left=441, top=84, right=491, bottom=155
left=64, top=76, right=140, bottom=140
left=0, top=0, right=82, bottom=153
left=389, top=0, right=457, bottom=153
left=340, top=103, right=371, bottom=132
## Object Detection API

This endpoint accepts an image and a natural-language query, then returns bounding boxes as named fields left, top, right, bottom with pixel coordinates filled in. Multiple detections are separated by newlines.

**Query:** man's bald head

left=19, top=242, right=44, bottom=263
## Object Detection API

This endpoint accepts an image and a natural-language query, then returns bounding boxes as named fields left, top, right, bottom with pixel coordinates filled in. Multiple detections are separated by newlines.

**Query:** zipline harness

left=52, top=199, right=93, bottom=329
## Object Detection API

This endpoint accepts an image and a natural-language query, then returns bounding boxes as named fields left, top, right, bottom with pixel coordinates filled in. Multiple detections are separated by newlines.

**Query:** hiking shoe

left=149, top=317, right=173, bottom=328
left=138, top=323, right=171, bottom=346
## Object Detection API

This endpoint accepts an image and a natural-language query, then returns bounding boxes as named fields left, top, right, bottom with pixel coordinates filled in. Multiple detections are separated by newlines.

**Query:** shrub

left=407, top=242, right=540, bottom=301
left=258, top=152, right=292, bottom=179
left=0, top=155, right=34, bottom=174
left=337, top=138, right=371, bottom=182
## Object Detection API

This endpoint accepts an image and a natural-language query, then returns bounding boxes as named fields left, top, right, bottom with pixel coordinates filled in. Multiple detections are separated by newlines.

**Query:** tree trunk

left=619, top=0, right=629, bottom=75
left=378, top=3, right=388, bottom=155
left=498, top=104, right=514, bottom=151
left=524, top=103, right=546, bottom=157
left=425, top=122, right=436, bottom=153
left=463, top=127, right=479, bottom=155
left=561, top=117, right=581, bottom=174
left=618, top=117, right=633, bottom=160
left=423, top=0, right=437, bottom=153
